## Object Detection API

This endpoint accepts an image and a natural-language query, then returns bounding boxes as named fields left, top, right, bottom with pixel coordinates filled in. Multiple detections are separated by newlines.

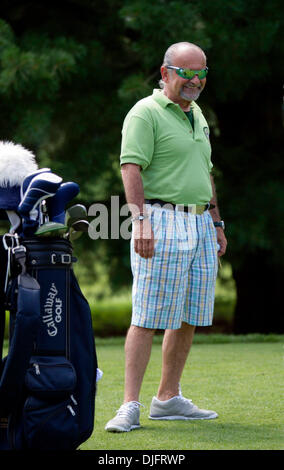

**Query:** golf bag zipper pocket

left=23, top=395, right=79, bottom=450
left=25, top=356, right=76, bottom=398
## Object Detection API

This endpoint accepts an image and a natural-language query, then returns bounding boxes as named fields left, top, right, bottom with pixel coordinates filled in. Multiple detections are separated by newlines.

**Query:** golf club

left=65, top=204, right=87, bottom=227
left=18, top=172, right=62, bottom=218
left=0, top=141, right=38, bottom=234
left=35, top=221, right=68, bottom=237
left=71, top=219, right=89, bottom=232
left=69, top=228, right=83, bottom=242
left=47, top=181, right=80, bottom=224
left=65, top=219, right=89, bottom=242
left=20, top=168, right=51, bottom=228
left=20, top=168, right=51, bottom=199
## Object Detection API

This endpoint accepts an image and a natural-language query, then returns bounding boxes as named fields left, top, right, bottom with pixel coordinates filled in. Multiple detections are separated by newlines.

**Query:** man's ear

left=160, top=66, right=169, bottom=83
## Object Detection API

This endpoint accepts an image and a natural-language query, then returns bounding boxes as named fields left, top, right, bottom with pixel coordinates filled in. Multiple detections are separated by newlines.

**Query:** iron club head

left=70, top=219, right=89, bottom=232
left=64, top=219, right=89, bottom=241
left=65, top=204, right=87, bottom=227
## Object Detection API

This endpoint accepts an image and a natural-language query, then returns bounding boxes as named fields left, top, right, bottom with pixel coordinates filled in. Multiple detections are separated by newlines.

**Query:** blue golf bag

left=0, top=235, right=97, bottom=450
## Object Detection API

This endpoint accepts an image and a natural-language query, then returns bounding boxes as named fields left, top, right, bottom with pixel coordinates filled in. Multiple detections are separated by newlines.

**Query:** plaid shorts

left=130, top=205, right=218, bottom=329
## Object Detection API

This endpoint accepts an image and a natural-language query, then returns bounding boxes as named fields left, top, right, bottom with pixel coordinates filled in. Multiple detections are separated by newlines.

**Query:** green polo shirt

left=120, top=89, right=213, bottom=205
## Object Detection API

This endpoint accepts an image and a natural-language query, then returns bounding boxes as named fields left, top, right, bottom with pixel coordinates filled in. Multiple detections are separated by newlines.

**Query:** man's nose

left=189, top=74, right=201, bottom=85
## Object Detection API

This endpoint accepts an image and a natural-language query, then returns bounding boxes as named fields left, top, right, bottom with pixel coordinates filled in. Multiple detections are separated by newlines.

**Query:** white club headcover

left=0, top=141, right=38, bottom=188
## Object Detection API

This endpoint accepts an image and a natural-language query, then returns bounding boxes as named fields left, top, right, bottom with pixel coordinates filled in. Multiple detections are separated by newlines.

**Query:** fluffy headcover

left=0, top=141, right=38, bottom=187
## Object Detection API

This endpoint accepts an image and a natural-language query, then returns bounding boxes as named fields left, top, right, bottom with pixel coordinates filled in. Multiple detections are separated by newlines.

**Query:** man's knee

left=127, top=324, right=156, bottom=338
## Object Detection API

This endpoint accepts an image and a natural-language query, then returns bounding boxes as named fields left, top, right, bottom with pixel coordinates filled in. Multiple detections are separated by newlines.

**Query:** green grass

left=81, top=334, right=284, bottom=451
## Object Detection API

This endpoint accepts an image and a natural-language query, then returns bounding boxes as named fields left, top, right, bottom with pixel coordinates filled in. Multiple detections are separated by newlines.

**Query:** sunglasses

left=166, top=65, right=208, bottom=80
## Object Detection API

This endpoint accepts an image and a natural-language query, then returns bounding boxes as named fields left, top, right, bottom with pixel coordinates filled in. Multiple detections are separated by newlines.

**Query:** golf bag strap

left=12, top=245, right=27, bottom=274
left=26, top=253, right=77, bottom=267
left=0, top=272, right=41, bottom=416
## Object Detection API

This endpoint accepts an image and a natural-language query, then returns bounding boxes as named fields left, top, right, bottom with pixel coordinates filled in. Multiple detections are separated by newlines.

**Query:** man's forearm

left=209, top=174, right=227, bottom=256
left=121, top=163, right=146, bottom=217
left=209, top=175, right=222, bottom=222
left=121, top=163, right=154, bottom=257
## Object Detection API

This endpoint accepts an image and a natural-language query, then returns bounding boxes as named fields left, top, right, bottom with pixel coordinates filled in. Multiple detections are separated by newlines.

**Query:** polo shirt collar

left=152, top=89, right=197, bottom=111
left=152, top=89, right=173, bottom=108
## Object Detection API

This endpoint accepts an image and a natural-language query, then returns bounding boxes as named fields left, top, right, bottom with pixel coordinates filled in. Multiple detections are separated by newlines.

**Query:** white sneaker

left=149, top=395, right=218, bottom=420
left=105, top=401, right=142, bottom=432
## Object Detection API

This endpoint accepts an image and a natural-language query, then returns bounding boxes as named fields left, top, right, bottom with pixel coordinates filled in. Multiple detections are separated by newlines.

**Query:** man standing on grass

left=105, top=41, right=227, bottom=432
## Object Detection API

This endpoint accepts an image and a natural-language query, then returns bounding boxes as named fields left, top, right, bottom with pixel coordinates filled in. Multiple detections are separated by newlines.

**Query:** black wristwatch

left=214, top=221, right=225, bottom=230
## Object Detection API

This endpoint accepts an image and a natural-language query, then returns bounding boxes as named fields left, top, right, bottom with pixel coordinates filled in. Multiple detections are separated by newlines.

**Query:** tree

left=198, top=0, right=284, bottom=333
left=0, top=0, right=134, bottom=287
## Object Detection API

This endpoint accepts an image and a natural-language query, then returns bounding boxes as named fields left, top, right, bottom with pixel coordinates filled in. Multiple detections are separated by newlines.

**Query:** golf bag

left=0, top=235, right=98, bottom=450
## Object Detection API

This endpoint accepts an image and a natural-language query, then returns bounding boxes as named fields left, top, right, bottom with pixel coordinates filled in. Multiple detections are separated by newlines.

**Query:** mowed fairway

left=81, top=336, right=284, bottom=450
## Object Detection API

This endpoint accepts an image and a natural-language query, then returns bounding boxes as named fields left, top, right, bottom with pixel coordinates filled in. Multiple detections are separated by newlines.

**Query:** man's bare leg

left=157, top=322, right=196, bottom=401
left=124, top=325, right=156, bottom=403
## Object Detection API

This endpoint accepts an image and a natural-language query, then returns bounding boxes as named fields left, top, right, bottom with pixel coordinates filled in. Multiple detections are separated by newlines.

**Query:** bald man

left=105, top=42, right=227, bottom=432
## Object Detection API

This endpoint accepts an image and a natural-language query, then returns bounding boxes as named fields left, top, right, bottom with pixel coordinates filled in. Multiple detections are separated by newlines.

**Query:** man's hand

left=216, top=227, right=227, bottom=257
left=133, top=218, right=155, bottom=258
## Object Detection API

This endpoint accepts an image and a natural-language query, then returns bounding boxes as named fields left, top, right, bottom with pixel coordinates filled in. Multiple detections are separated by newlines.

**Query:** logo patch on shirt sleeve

left=203, top=127, right=210, bottom=140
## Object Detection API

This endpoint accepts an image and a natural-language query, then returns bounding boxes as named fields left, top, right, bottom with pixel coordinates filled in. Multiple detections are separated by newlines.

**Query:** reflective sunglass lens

left=181, top=71, right=195, bottom=79
left=178, top=68, right=207, bottom=79
left=198, top=70, right=207, bottom=79
left=177, top=70, right=193, bottom=79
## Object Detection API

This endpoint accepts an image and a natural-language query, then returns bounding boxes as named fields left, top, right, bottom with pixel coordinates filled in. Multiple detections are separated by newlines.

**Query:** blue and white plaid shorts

left=130, top=205, right=218, bottom=329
